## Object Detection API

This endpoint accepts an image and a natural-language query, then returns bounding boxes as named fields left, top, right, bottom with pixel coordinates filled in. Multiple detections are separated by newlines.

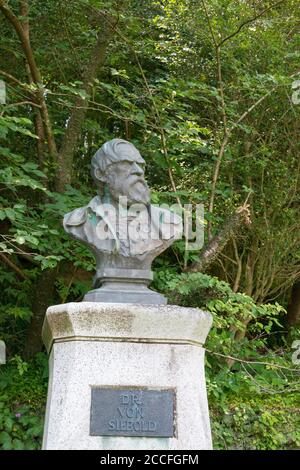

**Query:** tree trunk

left=287, top=281, right=300, bottom=326
left=24, top=268, right=58, bottom=359
left=55, top=16, right=115, bottom=192
left=19, top=1, right=47, bottom=174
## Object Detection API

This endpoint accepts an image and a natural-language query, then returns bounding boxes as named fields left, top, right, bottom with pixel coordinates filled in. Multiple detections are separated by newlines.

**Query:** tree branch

left=19, top=0, right=47, bottom=171
left=0, top=252, right=28, bottom=280
left=0, top=0, right=58, bottom=163
left=187, top=202, right=251, bottom=273
left=205, top=347, right=300, bottom=372
left=0, top=69, right=35, bottom=96
left=0, top=0, right=40, bottom=83
left=1, top=100, right=41, bottom=109
left=217, top=0, right=287, bottom=47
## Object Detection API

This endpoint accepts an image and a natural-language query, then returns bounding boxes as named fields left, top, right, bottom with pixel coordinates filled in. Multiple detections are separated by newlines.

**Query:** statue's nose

left=132, top=162, right=144, bottom=175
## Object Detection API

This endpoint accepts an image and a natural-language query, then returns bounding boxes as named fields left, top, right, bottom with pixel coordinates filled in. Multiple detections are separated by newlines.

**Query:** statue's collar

left=87, top=196, right=138, bottom=219
left=87, top=196, right=101, bottom=212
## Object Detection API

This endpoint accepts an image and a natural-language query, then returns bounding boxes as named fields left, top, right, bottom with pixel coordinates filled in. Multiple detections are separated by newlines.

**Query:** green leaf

left=0, top=431, right=12, bottom=449
left=15, top=235, right=26, bottom=245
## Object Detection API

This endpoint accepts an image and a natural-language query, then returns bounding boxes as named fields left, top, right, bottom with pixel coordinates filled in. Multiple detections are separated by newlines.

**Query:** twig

left=205, top=348, right=300, bottom=372
left=1, top=100, right=41, bottom=110
left=0, top=252, right=28, bottom=280
left=218, top=0, right=287, bottom=47
left=0, top=69, right=35, bottom=96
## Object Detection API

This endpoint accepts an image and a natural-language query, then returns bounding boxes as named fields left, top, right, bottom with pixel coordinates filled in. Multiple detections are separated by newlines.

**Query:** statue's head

left=91, top=139, right=151, bottom=205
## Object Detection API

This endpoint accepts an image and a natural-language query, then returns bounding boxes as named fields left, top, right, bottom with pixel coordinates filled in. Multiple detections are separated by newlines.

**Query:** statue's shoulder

left=63, top=197, right=100, bottom=227
left=63, top=206, right=87, bottom=227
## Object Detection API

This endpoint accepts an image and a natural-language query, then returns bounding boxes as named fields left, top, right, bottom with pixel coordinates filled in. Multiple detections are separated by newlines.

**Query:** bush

left=210, top=394, right=300, bottom=450
left=0, top=353, right=47, bottom=450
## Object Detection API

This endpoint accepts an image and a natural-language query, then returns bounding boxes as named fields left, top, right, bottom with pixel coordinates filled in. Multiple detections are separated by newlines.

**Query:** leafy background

left=0, top=0, right=299, bottom=449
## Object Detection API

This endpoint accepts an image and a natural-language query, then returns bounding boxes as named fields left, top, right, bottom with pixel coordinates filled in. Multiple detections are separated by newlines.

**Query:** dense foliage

left=0, top=0, right=299, bottom=450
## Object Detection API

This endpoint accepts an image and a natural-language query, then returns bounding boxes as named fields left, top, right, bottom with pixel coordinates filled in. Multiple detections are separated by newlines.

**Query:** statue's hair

left=91, top=138, right=145, bottom=184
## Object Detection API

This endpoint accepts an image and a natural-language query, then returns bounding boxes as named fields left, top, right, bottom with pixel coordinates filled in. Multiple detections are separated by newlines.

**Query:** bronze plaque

left=90, top=388, right=175, bottom=437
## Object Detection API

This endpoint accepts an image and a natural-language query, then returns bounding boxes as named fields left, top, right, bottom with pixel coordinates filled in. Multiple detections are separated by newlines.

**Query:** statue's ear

left=64, top=207, right=87, bottom=226
left=93, top=168, right=107, bottom=184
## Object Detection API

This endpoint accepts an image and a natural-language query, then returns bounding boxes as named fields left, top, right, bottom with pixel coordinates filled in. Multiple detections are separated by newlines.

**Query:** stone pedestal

left=42, top=302, right=213, bottom=450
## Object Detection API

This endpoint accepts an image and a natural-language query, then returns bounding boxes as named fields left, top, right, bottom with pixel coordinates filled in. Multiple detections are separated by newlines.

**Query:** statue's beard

left=109, top=177, right=150, bottom=206
left=129, top=179, right=150, bottom=204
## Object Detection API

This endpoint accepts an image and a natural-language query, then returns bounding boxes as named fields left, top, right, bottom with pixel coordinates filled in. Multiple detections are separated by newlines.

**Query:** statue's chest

left=84, top=216, right=161, bottom=257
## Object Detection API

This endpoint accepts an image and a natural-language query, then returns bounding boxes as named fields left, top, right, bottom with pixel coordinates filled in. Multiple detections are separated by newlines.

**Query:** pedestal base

left=84, top=284, right=167, bottom=304
left=42, top=302, right=213, bottom=450
left=85, top=268, right=167, bottom=305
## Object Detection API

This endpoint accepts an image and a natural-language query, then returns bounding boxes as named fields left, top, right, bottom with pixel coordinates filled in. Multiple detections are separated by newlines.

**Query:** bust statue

left=63, top=139, right=182, bottom=304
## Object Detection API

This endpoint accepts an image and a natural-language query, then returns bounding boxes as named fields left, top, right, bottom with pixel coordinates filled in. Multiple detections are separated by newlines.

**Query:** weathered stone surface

left=42, top=303, right=213, bottom=450
left=42, top=302, right=212, bottom=353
